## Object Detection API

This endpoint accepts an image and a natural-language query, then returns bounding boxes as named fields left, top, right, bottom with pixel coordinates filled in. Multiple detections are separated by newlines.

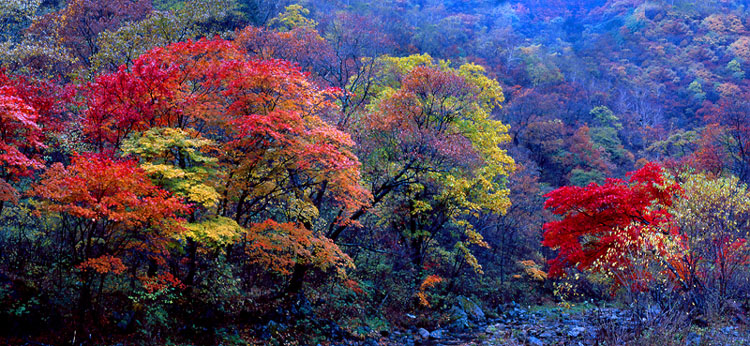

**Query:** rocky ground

left=360, top=300, right=750, bottom=346
left=260, top=296, right=749, bottom=345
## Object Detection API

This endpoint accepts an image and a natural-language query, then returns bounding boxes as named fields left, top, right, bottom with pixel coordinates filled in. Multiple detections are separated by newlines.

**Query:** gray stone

left=567, top=326, right=586, bottom=338
left=528, top=336, right=544, bottom=346
left=448, top=305, right=471, bottom=331
left=540, top=331, right=554, bottom=338
left=687, top=332, right=701, bottom=345
left=457, top=295, right=486, bottom=321
left=429, top=329, right=443, bottom=339
left=418, top=328, right=430, bottom=340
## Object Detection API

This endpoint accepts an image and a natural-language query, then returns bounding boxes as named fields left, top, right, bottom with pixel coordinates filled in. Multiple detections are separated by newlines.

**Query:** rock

left=448, top=306, right=471, bottom=332
left=567, top=326, right=585, bottom=338
left=363, top=337, right=379, bottom=346
left=457, top=296, right=486, bottom=321
left=261, top=320, right=286, bottom=339
left=325, top=320, right=344, bottom=340
left=485, top=323, right=505, bottom=334
left=418, top=328, right=430, bottom=340
left=406, top=313, right=416, bottom=319
left=290, top=294, right=313, bottom=317
left=429, top=329, right=443, bottom=339
left=528, top=336, right=544, bottom=346
left=721, top=326, right=739, bottom=337
left=540, top=331, right=554, bottom=338
left=687, top=332, right=701, bottom=345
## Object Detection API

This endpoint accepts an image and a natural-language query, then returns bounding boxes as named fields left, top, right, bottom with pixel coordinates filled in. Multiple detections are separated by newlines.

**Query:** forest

left=1, top=0, right=750, bottom=345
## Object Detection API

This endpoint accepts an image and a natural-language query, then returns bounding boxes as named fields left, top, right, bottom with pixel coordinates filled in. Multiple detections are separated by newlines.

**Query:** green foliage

left=726, top=59, right=745, bottom=79
left=646, top=130, right=699, bottom=158
left=590, top=106, right=622, bottom=130
left=129, top=276, right=184, bottom=344
left=568, top=168, right=604, bottom=186
left=268, top=4, right=317, bottom=31
left=687, top=80, right=706, bottom=101
left=92, top=0, right=239, bottom=71
left=518, top=44, right=564, bottom=86
left=589, top=127, right=624, bottom=158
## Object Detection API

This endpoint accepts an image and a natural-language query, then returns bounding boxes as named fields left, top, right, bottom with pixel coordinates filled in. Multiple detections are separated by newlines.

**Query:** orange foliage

left=139, top=272, right=186, bottom=293
left=30, top=154, right=188, bottom=272
left=77, top=255, right=127, bottom=275
left=244, top=220, right=353, bottom=276
left=416, top=275, right=444, bottom=307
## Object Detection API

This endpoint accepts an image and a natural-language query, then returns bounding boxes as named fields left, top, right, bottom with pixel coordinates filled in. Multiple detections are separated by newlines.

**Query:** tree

left=91, top=0, right=240, bottom=72
left=29, top=154, right=188, bottom=331
left=82, top=38, right=371, bottom=299
left=268, top=4, right=318, bottom=32
left=80, top=38, right=245, bottom=148
left=543, top=162, right=681, bottom=291
left=0, top=0, right=41, bottom=42
left=667, top=172, right=750, bottom=312
left=348, top=55, right=515, bottom=295
left=27, top=0, right=152, bottom=67
left=0, top=83, right=44, bottom=209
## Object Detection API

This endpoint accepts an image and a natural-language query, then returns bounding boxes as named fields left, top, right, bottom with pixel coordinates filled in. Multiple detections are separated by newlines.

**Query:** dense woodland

left=1, top=0, right=750, bottom=345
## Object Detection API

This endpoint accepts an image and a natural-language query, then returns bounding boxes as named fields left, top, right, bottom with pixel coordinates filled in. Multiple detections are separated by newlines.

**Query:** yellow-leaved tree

left=341, top=54, right=514, bottom=303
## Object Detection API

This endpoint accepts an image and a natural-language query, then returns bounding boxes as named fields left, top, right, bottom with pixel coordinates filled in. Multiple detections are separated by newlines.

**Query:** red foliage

left=542, top=163, right=682, bottom=287
left=30, top=154, right=189, bottom=262
left=77, top=255, right=127, bottom=275
left=139, top=272, right=186, bottom=293
left=0, top=70, right=69, bottom=134
left=0, top=83, right=45, bottom=203
left=80, top=38, right=244, bottom=146
left=364, top=65, right=482, bottom=169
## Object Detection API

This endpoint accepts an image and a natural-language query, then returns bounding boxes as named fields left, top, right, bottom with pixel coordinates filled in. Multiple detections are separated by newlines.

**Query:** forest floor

left=368, top=303, right=750, bottom=346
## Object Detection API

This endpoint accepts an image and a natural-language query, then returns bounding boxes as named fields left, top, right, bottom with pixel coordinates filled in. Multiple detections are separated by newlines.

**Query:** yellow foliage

left=183, top=216, right=242, bottom=248
left=123, top=127, right=220, bottom=208
left=268, top=4, right=317, bottom=31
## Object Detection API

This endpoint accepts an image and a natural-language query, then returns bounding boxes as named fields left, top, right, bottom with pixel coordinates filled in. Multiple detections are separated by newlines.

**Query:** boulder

left=540, top=331, right=554, bottom=338
left=687, top=332, right=701, bottom=346
left=528, top=336, right=544, bottom=346
left=448, top=305, right=471, bottom=332
left=418, top=328, right=430, bottom=340
left=429, top=329, right=444, bottom=339
left=567, top=326, right=586, bottom=338
left=456, top=296, right=485, bottom=321
left=485, top=323, right=505, bottom=334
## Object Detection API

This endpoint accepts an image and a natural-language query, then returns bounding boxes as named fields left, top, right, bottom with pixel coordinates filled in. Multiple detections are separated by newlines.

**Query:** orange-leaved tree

left=29, top=153, right=188, bottom=330
left=80, top=38, right=370, bottom=298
